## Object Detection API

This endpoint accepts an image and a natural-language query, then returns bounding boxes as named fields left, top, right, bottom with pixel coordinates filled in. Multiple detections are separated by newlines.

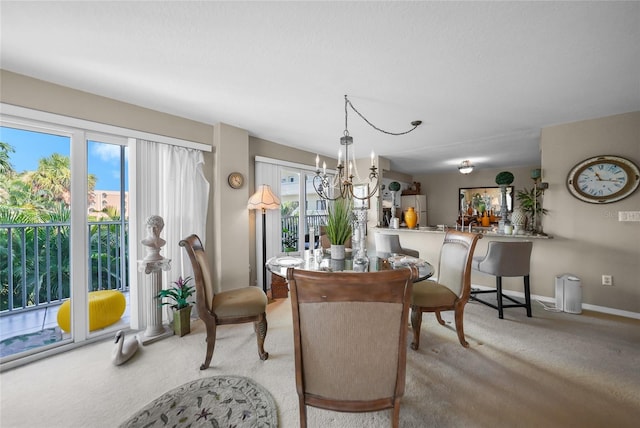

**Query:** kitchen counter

left=374, top=226, right=553, bottom=239
left=367, top=226, right=555, bottom=300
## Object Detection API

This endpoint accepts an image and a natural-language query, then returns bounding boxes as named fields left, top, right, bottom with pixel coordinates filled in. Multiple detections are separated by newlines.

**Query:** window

left=0, top=122, right=130, bottom=362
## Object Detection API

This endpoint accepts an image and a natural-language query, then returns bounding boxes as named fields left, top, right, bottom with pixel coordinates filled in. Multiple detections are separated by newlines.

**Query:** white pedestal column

left=137, top=259, right=173, bottom=345
left=137, top=215, right=174, bottom=345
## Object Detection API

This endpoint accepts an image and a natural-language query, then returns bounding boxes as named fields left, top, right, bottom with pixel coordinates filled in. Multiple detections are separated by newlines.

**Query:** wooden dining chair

left=179, top=234, right=268, bottom=369
left=287, top=266, right=418, bottom=428
left=410, top=230, right=482, bottom=349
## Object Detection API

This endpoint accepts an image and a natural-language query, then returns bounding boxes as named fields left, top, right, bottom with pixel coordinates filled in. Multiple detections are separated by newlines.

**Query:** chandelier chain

left=345, top=96, right=421, bottom=136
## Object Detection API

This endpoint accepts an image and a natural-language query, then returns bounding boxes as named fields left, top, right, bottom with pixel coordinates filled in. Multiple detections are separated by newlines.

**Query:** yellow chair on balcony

left=57, top=290, right=126, bottom=333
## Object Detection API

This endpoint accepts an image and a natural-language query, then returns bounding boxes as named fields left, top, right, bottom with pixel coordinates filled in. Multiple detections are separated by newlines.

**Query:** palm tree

left=0, top=141, right=15, bottom=175
left=32, top=153, right=71, bottom=204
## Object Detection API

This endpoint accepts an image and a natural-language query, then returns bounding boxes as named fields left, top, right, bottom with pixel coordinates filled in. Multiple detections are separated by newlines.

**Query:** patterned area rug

left=119, top=375, right=278, bottom=427
left=0, top=328, right=62, bottom=357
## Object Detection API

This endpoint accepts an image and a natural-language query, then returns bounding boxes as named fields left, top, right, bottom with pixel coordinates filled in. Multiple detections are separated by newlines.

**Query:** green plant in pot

left=516, top=187, right=548, bottom=232
left=324, top=198, right=353, bottom=260
left=157, top=276, right=195, bottom=336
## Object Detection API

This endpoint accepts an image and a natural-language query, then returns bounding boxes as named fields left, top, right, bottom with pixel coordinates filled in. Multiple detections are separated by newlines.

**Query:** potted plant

left=157, top=276, right=195, bottom=336
left=324, top=198, right=353, bottom=260
left=516, top=187, right=548, bottom=233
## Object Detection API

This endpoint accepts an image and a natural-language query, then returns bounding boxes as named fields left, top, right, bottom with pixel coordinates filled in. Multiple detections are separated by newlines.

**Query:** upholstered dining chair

left=374, top=233, right=420, bottom=258
left=179, top=234, right=268, bottom=370
left=287, top=266, right=418, bottom=428
left=410, top=230, right=482, bottom=349
left=470, top=241, right=533, bottom=319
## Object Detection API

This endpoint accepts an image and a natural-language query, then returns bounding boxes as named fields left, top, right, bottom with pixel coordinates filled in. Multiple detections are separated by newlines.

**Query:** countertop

left=374, top=226, right=553, bottom=239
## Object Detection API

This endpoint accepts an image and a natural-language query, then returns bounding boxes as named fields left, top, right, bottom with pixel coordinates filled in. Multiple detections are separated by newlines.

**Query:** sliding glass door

left=278, top=168, right=327, bottom=253
left=0, top=122, right=130, bottom=360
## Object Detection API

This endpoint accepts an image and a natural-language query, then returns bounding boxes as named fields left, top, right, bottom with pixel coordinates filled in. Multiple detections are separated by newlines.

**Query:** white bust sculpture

left=141, top=215, right=166, bottom=261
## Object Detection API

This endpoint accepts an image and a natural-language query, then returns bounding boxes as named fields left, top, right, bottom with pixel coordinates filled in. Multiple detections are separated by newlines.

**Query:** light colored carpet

left=1, top=297, right=639, bottom=427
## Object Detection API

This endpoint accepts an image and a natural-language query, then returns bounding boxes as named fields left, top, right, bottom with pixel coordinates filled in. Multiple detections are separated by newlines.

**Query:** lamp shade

left=248, top=185, right=281, bottom=211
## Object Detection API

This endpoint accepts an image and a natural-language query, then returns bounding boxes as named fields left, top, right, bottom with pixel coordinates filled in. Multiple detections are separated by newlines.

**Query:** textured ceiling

left=1, top=1, right=639, bottom=174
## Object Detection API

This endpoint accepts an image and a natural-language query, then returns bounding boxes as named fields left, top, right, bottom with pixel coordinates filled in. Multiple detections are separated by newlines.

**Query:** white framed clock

left=566, top=155, right=640, bottom=204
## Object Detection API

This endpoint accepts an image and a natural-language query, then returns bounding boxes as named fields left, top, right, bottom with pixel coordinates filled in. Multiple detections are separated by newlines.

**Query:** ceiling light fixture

left=313, top=95, right=421, bottom=202
left=458, top=160, right=475, bottom=174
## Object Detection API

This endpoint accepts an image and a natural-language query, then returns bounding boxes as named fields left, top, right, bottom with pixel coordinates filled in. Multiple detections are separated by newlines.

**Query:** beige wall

left=541, top=112, right=640, bottom=313
left=409, top=112, right=640, bottom=315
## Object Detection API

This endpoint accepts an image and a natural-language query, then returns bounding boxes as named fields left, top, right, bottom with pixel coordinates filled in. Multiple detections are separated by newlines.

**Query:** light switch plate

left=618, top=211, right=640, bottom=222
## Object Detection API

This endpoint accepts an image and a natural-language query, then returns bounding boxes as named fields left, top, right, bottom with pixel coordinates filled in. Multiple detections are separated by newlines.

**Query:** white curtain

left=137, top=139, right=209, bottom=294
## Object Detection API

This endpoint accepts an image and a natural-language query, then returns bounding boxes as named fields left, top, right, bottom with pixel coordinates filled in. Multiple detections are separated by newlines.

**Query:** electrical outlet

left=602, top=275, right=613, bottom=286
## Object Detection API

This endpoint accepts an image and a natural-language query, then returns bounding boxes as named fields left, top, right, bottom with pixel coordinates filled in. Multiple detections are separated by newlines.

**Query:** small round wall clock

left=566, top=155, right=640, bottom=203
left=227, top=172, right=244, bottom=189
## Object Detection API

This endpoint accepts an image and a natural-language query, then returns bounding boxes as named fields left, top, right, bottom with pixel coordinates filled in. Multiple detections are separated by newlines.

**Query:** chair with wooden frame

left=179, top=234, right=268, bottom=370
left=410, top=230, right=482, bottom=349
left=287, top=266, right=418, bottom=428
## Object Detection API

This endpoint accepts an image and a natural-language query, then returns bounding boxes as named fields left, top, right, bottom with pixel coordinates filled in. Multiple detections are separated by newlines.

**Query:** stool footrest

left=470, top=288, right=531, bottom=317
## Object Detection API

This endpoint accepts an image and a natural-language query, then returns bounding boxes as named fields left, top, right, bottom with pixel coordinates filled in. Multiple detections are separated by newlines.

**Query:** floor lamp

left=248, top=185, right=281, bottom=293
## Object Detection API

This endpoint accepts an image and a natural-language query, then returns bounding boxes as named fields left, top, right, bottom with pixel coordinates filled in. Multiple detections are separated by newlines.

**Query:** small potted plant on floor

left=157, top=276, right=195, bottom=336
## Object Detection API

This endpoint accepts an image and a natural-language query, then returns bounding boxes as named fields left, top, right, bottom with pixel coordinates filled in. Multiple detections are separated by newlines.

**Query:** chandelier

left=313, top=95, right=422, bottom=202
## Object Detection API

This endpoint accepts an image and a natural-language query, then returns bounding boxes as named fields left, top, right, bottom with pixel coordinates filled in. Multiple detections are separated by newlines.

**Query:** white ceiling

left=1, top=1, right=639, bottom=174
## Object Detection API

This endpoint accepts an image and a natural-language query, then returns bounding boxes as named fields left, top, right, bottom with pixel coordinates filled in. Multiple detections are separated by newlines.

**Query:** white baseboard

left=469, top=283, right=640, bottom=320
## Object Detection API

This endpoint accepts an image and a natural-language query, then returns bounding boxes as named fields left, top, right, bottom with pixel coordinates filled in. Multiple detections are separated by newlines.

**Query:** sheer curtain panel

left=136, top=139, right=209, bottom=322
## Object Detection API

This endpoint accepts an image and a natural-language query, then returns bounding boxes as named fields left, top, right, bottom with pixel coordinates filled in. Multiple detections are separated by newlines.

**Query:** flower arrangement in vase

left=157, top=276, right=195, bottom=336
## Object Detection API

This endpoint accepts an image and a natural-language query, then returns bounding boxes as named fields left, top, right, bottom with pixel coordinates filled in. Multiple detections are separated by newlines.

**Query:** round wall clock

left=566, top=155, right=640, bottom=203
left=227, top=172, right=244, bottom=189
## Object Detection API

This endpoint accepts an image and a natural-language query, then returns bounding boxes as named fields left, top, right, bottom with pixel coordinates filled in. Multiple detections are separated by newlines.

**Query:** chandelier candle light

left=313, top=95, right=422, bottom=202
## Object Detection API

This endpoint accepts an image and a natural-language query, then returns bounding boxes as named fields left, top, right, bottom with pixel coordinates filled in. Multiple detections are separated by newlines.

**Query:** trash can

left=555, top=274, right=582, bottom=314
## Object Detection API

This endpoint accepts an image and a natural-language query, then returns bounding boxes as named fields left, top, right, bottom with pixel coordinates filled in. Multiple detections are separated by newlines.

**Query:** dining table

left=266, top=250, right=434, bottom=283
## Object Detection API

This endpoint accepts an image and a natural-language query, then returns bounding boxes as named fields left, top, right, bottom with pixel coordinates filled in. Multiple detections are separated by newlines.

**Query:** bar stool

left=470, top=241, right=533, bottom=319
left=375, top=233, right=420, bottom=258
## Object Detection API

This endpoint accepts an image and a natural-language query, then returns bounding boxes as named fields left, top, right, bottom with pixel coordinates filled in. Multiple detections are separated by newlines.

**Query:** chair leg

left=410, top=306, right=422, bottom=350
left=435, top=310, right=446, bottom=326
left=392, top=399, right=401, bottom=428
left=254, top=312, right=269, bottom=360
left=454, top=303, right=469, bottom=348
left=496, top=276, right=504, bottom=319
left=299, top=397, right=307, bottom=428
left=524, top=275, right=532, bottom=317
left=200, top=322, right=217, bottom=370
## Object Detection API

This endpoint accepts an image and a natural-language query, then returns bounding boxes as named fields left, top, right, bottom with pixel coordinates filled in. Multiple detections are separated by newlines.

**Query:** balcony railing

left=281, top=214, right=328, bottom=251
left=0, top=220, right=129, bottom=316
left=2, top=215, right=327, bottom=313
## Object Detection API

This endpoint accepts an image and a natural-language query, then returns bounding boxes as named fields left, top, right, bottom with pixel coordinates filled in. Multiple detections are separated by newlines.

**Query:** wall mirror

left=459, top=186, right=514, bottom=214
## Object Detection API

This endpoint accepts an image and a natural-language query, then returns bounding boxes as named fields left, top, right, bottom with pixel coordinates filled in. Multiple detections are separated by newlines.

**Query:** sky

left=1, top=126, right=127, bottom=191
